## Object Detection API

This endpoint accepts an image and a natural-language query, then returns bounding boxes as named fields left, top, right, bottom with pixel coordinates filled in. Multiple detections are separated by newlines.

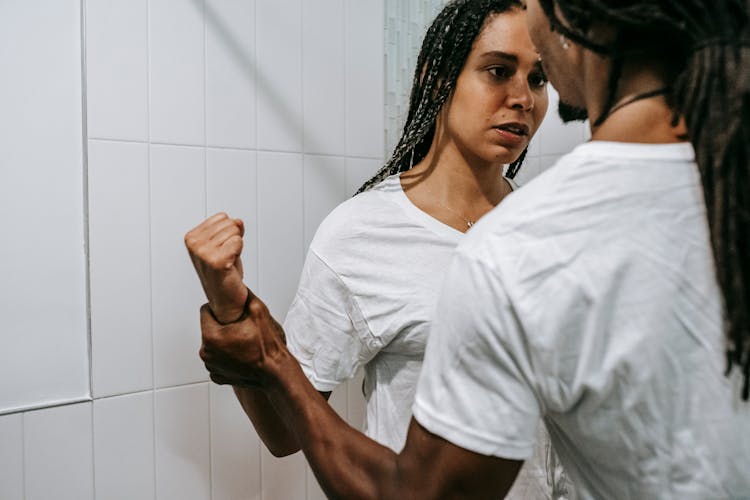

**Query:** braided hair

left=356, top=0, right=527, bottom=194
left=539, top=0, right=750, bottom=400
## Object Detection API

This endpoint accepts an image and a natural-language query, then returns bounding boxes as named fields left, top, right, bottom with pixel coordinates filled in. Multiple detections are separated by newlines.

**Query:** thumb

left=247, top=296, right=286, bottom=353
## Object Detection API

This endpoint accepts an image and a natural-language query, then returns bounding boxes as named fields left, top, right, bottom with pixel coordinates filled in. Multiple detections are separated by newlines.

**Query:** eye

left=529, top=70, right=548, bottom=88
left=488, top=65, right=512, bottom=79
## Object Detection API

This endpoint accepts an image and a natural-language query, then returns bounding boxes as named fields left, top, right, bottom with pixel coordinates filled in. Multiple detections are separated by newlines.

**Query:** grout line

left=90, top=399, right=97, bottom=499
left=255, top=5, right=265, bottom=496
left=21, top=412, right=26, bottom=499
left=80, top=0, right=94, bottom=406
left=145, top=1, right=158, bottom=498
left=343, top=0, right=350, bottom=195
left=201, top=3, right=214, bottom=499
left=1, top=397, right=92, bottom=417
left=202, top=0, right=209, bottom=222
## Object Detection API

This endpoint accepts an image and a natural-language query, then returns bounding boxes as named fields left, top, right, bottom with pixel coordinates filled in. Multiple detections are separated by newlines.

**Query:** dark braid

left=356, top=0, right=527, bottom=194
left=540, top=0, right=750, bottom=400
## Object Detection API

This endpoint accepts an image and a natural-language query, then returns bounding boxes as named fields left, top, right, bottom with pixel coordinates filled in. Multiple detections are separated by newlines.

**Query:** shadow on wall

left=191, top=0, right=329, bottom=152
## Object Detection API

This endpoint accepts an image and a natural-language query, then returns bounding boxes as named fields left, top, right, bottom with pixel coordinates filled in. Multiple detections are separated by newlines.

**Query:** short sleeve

left=412, top=251, right=541, bottom=460
left=284, top=249, right=380, bottom=392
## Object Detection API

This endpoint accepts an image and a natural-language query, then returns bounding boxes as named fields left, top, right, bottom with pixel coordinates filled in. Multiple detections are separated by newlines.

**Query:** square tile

left=0, top=413, right=23, bottom=500
left=256, top=0, right=303, bottom=151
left=346, top=0, right=385, bottom=158
left=303, top=0, right=345, bottom=156
left=93, top=392, right=155, bottom=500
left=260, top=448, right=306, bottom=500
left=206, top=148, right=259, bottom=291
left=0, top=0, right=89, bottom=414
left=205, top=0, right=257, bottom=149
left=345, top=157, right=382, bottom=196
left=256, top=152, right=304, bottom=318
left=24, top=403, right=94, bottom=500
left=86, top=0, right=148, bottom=141
left=303, top=155, right=346, bottom=249
left=89, top=140, right=153, bottom=397
left=150, top=145, right=207, bottom=388
left=209, top=384, right=262, bottom=500
left=150, top=0, right=205, bottom=145
left=154, top=384, right=211, bottom=500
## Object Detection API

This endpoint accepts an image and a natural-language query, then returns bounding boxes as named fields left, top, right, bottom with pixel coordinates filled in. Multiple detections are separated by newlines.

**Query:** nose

left=506, top=77, right=534, bottom=111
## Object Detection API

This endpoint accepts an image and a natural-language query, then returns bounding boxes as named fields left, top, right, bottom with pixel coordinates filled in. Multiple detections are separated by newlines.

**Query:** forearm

left=233, top=386, right=301, bottom=457
left=265, top=351, right=402, bottom=500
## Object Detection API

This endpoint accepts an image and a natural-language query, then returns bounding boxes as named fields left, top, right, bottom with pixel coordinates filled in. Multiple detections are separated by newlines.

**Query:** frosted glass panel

left=0, top=0, right=89, bottom=413
left=384, top=0, right=448, bottom=154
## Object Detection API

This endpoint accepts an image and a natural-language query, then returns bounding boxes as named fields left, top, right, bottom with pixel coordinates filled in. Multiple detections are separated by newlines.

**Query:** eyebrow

left=479, top=50, right=544, bottom=70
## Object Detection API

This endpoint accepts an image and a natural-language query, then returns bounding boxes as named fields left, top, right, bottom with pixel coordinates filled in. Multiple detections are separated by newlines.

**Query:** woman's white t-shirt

left=284, top=174, right=463, bottom=451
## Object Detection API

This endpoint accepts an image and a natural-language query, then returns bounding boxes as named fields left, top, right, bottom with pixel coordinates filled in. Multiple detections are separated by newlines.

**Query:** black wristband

left=208, top=287, right=252, bottom=325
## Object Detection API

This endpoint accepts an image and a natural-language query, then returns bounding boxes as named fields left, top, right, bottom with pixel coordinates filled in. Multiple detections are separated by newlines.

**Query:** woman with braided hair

left=186, top=0, right=564, bottom=497
left=192, top=0, right=750, bottom=497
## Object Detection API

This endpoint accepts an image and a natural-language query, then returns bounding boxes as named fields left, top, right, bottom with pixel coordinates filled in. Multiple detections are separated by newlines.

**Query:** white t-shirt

left=284, top=174, right=463, bottom=451
left=413, top=142, right=750, bottom=499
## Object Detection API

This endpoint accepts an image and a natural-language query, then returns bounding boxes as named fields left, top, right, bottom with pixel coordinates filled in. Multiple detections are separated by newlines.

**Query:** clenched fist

left=185, top=213, right=248, bottom=323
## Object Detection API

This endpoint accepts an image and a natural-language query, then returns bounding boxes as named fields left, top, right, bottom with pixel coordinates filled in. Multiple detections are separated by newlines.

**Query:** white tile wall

left=93, top=392, right=156, bottom=500
left=209, top=385, right=262, bottom=500
left=257, top=151, right=304, bottom=318
left=150, top=145, right=207, bottom=388
left=86, top=0, right=149, bottom=141
left=89, top=140, right=153, bottom=397
left=0, top=413, right=23, bottom=500
left=154, top=384, right=211, bottom=500
left=256, top=0, right=303, bottom=152
left=3, top=2, right=590, bottom=499
left=302, top=0, right=346, bottom=156
left=0, top=0, right=90, bottom=415
left=261, top=449, right=307, bottom=500
left=303, top=155, right=347, bottom=248
left=205, top=0, right=257, bottom=149
left=149, top=0, right=206, bottom=145
left=346, top=0, right=385, bottom=158
left=206, top=148, right=260, bottom=290
left=537, top=86, right=588, bottom=156
left=345, top=157, right=382, bottom=196
left=24, top=403, right=94, bottom=500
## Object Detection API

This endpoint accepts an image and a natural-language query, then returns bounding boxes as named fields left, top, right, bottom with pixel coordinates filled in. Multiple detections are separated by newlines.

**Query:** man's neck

left=583, top=56, right=688, bottom=143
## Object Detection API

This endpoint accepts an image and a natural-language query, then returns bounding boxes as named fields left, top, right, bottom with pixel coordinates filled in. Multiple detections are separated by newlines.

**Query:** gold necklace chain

left=423, top=179, right=508, bottom=230
left=433, top=199, right=476, bottom=229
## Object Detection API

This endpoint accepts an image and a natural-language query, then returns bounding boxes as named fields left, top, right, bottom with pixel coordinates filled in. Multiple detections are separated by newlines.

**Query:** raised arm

left=185, top=213, right=330, bottom=457
left=199, top=296, right=523, bottom=499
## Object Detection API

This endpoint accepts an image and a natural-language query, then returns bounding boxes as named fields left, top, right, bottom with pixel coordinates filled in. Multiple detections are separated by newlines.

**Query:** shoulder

left=309, top=175, right=405, bottom=255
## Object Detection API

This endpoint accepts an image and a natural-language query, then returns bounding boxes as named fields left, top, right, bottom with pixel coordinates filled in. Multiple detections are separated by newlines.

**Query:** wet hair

left=356, top=0, right=527, bottom=194
left=539, top=0, right=750, bottom=399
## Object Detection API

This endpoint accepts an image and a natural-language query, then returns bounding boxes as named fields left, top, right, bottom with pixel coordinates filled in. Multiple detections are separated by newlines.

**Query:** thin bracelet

left=207, top=287, right=252, bottom=325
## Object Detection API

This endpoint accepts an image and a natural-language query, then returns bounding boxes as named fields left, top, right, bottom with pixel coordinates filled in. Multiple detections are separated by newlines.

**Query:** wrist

left=208, top=287, right=251, bottom=325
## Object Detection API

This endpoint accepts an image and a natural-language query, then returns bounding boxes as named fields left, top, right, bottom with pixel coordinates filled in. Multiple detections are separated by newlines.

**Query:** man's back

left=414, top=141, right=750, bottom=499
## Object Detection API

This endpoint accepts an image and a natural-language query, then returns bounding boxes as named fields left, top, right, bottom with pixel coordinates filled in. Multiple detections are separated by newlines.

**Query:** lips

left=494, top=122, right=530, bottom=136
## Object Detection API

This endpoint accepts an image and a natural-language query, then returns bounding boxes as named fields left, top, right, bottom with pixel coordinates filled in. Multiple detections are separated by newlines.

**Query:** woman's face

left=440, top=7, right=549, bottom=166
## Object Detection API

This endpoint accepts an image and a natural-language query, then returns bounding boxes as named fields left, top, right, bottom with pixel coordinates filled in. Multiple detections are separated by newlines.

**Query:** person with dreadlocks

left=186, top=0, right=569, bottom=497
left=193, top=0, right=750, bottom=497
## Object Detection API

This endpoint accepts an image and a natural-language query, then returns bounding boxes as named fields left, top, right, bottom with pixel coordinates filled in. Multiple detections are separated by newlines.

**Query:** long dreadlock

left=356, top=0, right=527, bottom=194
left=539, top=0, right=750, bottom=400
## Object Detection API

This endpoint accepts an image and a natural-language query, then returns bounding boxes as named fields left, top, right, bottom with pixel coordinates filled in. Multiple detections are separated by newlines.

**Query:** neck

left=402, top=134, right=507, bottom=207
left=583, top=56, right=688, bottom=143
left=399, top=132, right=512, bottom=232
